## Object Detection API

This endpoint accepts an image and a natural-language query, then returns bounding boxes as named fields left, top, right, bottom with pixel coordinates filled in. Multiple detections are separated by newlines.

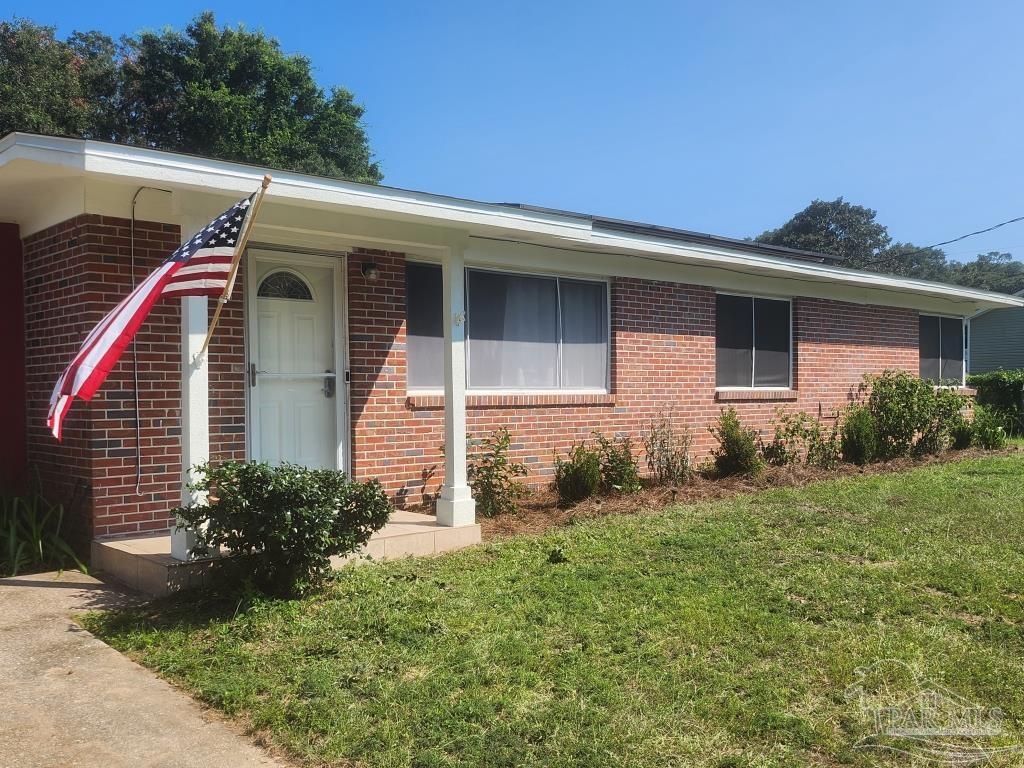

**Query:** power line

left=865, top=213, right=1024, bottom=266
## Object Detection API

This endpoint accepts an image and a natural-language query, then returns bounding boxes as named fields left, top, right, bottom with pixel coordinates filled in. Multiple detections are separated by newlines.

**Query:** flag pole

left=196, top=174, right=272, bottom=358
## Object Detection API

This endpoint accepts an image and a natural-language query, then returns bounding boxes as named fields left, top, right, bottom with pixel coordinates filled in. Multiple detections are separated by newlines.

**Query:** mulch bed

left=477, top=446, right=1022, bottom=540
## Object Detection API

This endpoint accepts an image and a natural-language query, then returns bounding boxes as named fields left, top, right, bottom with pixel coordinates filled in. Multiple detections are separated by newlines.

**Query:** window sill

left=715, top=388, right=798, bottom=402
left=935, top=385, right=977, bottom=396
left=406, top=392, right=616, bottom=410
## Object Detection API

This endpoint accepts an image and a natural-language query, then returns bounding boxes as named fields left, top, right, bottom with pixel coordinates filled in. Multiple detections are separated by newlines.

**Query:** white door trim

left=245, top=248, right=349, bottom=473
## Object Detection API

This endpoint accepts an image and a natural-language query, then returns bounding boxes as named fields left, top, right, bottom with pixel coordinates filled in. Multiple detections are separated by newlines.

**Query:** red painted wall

left=0, top=223, right=26, bottom=491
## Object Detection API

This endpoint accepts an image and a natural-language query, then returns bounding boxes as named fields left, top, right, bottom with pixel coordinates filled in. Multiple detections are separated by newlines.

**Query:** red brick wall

left=23, top=215, right=245, bottom=543
left=348, top=255, right=919, bottom=506
left=24, top=228, right=922, bottom=540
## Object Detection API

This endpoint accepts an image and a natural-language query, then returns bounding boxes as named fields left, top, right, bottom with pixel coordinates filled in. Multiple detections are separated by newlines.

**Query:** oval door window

left=257, top=270, right=314, bottom=301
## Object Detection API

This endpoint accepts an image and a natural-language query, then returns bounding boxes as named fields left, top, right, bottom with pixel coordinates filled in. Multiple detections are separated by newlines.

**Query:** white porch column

left=436, top=242, right=476, bottom=526
left=172, top=217, right=211, bottom=560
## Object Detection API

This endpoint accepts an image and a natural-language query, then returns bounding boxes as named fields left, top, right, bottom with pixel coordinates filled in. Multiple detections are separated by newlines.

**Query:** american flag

left=47, top=194, right=257, bottom=440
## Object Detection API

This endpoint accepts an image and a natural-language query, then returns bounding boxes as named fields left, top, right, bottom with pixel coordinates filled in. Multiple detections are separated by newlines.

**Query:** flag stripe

left=70, top=262, right=178, bottom=397
left=47, top=193, right=257, bottom=440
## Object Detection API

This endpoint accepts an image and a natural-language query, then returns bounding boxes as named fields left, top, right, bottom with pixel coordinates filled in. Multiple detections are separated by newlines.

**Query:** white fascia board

left=0, top=132, right=87, bottom=172
left=584, top=228, right=1024, bottom=311
left=71, top=138, right=591, bottom=240
left=2, top=132, right=1021, bottom=312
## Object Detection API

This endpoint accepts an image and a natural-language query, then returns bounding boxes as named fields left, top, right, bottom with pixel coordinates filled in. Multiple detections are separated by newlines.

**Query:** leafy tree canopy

left=0, top=13, right=382, bottom=182
left=756, top=198, right=891, bottom=269
left=757, top=198, right=1024, bottom=295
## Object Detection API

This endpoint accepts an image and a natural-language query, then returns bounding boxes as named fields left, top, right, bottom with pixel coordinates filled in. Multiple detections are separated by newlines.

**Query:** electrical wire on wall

left=130, top=187, right=172, bottom=496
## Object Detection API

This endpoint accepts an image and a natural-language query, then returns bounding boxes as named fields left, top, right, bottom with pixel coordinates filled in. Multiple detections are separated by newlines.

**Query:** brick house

left=1, top=132, right=1020, bottom=569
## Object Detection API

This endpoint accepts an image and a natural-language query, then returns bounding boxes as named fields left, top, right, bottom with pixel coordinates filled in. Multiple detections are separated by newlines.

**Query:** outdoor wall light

left=361, top=261, right=380, bottom=281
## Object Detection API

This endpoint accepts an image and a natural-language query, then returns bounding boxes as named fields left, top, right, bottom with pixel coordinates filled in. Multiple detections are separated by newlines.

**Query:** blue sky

left=12, top=1, right=1024, bottom=261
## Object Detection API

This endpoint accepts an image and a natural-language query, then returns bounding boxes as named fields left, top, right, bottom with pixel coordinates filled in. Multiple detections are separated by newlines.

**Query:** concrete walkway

left=0, top=570, right=286, bottom=768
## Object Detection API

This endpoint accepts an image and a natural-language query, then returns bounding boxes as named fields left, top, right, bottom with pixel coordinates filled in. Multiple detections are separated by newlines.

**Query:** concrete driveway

left=0, top=570, right=286, bottom=768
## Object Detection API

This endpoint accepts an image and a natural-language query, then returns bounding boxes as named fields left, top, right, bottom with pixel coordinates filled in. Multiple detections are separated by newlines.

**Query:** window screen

left=716, top=294, right=753, bottom=387
left=406, top=262, right=444, bottom=388
left=560, top=279, right=608, bottom=389
left=406, top=266, right=609, bottom=391
left=716, top=294, right=791, bottom=388
left=919, top=315, right=963, bottom=384
left=940, top=317, right=964, bottom=383
left=467, top=270, right=559, bottom=388
left=754, top=298, right=791, bottom=387
left=918, top=315, right=940, bottom=382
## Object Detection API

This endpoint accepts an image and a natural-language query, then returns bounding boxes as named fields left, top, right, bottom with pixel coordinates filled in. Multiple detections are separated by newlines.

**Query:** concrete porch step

left=91, top=510, right=481, bottom=597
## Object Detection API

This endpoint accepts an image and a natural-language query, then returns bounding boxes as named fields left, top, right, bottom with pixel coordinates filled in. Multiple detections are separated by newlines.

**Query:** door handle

left=323, top=370, right=336, bottom=398
left=249, top=363, right=257, bottom=388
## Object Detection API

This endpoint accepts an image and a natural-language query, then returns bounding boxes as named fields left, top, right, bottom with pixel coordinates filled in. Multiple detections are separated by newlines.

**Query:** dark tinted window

left=919, top=315, right=940, bottom=382
left=754, top=298, right=791, bottom=387
left=939, top=317, right=964, bottom=383
left=716, top=294, right=790, bottom=388
left=919, top=314, right=962, bottom=384
left=716, top=294, right=753, bottom=387
left=406, top=262, right=444, bottom=388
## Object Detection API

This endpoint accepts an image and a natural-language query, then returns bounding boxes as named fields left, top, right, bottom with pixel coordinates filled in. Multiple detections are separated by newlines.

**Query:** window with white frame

left=404, top=263, right=609, bottom=391
left=919, top=314, right=964, bottom=384
left=715, top=293, right=792, bottom=388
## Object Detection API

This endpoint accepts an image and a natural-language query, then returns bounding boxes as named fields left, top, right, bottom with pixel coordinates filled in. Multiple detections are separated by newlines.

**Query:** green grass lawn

left=84, top=455, right=1024, bottom=767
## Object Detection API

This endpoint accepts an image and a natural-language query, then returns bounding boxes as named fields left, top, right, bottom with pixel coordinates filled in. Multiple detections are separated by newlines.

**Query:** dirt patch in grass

left=478, top=446, right=1022, bottom=539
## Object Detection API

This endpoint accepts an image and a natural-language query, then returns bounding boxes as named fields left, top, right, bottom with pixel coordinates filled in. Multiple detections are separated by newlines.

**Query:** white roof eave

left=2, top=132, right=1022, bottom=311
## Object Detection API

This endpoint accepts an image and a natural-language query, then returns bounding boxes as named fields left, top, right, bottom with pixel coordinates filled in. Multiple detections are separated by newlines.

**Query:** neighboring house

left=968, top=289, right=1024, bottom=373
left=0, top=132, right=1020, bottom=564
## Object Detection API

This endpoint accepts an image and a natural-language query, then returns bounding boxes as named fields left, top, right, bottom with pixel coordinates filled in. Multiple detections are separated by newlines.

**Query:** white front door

left=248, top=252, right=343, bottom=470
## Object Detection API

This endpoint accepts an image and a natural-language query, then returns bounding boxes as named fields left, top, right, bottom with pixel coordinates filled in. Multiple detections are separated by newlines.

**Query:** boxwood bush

left=176, top=461, right=391, bottom=595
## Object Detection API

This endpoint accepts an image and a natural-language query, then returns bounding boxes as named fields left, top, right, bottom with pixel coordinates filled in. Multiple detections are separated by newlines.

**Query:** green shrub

left=968, top=369, right=1024, bottom=435
left=864, top=371, right=936, bottom=459
left=467, top=427, right=528, bottom=518
left=594, top=432, right=642, bottom=494
left=915, top=386, right=969, bottom=456
left=176, top=461, right=391, bottom=595
left=762, top=410, right=840, bottom=469
left=0, top=489, right=84, bottom=577
left=554, top=443, right=602, bottom=505
left=709, top=407, right=762, bottom=477
left=805, top=420, right=842, bottom=469
left=761, top=410, right=812, bottom=467
left=972, top=405, right=1008, bottom=449
left=840, top=405, right=877, bottom=466
left=950, top=417, right=974, bottom=450
left=643, top=415, right=692, bottom=485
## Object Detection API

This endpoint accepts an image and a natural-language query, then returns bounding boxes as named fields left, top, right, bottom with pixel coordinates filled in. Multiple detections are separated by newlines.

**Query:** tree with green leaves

left=758, top=197, right=1024, bottom=294
left=756, top=198, right=892, bottom=269
left=0, top=19, right=90, bottom=137
left=949, top=252, right=1024, bottom=294
left=0, top=13, right=381, bottom=182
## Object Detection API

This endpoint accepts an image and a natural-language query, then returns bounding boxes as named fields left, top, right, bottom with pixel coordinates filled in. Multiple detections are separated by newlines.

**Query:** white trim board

left=2, top=132, right=1022, bottom=314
